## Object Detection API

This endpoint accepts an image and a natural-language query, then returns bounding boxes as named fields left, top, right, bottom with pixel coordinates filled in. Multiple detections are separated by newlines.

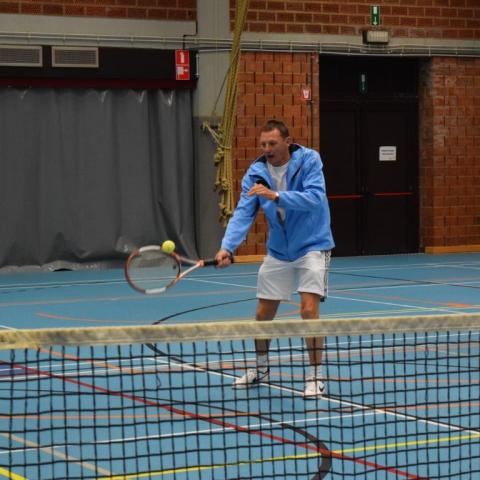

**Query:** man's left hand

left=247, top=184, right=278, bottom=201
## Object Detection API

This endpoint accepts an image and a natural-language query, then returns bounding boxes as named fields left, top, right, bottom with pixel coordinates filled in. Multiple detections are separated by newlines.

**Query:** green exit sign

left=371, top=5, right=381, bottom=26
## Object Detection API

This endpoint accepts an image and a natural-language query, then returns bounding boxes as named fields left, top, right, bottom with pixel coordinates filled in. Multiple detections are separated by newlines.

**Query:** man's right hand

left=215, top=249, right=233, bottom=268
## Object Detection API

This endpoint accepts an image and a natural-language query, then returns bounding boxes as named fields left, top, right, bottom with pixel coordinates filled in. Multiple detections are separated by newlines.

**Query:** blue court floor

left=1, top=252, right=479, bottom=330
left=0, top=253, right=479, bottom=479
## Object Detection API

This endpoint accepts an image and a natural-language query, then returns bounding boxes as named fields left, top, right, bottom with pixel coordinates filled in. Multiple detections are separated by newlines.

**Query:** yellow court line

left=0, top=467, right=27, bottom=480
left=337, top=431, right=480, bottom=455
left=1, top=432, right=112, bottom=479
left=98, top=431, right=480, bottom=479
left=98, top=452, right=321, bottom=479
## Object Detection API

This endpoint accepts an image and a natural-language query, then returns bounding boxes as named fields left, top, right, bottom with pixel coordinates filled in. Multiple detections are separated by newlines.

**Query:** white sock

left=308, top=365, right=322, bottom=380
left=257, top=354, right=268, bottom=372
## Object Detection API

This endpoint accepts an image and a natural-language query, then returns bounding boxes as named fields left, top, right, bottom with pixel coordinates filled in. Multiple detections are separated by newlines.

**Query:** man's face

left=259, top=128, right=291, bottom=167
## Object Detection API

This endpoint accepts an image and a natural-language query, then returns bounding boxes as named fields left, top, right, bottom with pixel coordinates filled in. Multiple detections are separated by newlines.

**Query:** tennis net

left=0, top=313, right=478, bottom=479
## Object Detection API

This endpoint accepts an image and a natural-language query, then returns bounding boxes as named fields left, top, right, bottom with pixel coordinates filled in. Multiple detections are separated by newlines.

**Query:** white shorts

left=257, top=251, right=331, bottom=301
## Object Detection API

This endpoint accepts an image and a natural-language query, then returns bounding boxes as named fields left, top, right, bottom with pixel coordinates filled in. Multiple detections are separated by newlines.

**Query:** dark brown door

left=320, top=56, right=419, bottom=256
left=361, top=104, right=418, bottom=254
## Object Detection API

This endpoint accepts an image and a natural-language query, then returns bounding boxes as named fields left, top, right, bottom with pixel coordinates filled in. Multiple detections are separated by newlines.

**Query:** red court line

left=1, top=359, right=425, bottom=479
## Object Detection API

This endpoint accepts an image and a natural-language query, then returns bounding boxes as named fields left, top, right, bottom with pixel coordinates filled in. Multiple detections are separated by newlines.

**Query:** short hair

left=260, top=120, right=289, bottom=138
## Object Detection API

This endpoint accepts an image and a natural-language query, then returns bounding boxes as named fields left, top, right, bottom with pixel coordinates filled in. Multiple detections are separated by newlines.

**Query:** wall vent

left=52, top=46, right=99, bottom=68
left=0, top=45, right=42, bottom=67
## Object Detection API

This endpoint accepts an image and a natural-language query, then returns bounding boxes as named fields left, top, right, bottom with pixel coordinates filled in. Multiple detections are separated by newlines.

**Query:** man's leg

left=300, top=292, right=326, bottom=397
left=300, top=292, right=323, bottom=365
left=234, top=254, right=292, bottom=388
left=254, top=298, right=280, bottom=355
left=233, top=298, right=280, bottom=388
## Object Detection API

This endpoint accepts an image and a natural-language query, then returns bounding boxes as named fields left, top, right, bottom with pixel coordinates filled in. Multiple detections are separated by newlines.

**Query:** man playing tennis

left=215, top=119, right=334, bottom=398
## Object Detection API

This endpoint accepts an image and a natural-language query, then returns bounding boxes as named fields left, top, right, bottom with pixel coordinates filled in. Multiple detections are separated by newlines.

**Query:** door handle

left=373, top=192, right=414, bottom=197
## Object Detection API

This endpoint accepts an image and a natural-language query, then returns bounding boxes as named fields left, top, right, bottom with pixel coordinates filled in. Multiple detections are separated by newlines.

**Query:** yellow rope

left=203, top=0, right=250, bottom=226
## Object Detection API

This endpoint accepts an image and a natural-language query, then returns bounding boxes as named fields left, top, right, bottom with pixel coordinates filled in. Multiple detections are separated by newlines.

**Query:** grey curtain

left=0, top=88, right=196, bottom=270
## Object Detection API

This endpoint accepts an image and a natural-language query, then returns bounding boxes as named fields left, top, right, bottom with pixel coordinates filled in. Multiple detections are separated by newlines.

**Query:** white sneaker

left=233, top=368, right=269, bottom=388
left=304, top=377, right=326, bottom=398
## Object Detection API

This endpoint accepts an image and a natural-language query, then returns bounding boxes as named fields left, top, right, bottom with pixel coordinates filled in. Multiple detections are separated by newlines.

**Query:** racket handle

left=204, top=259, right=218, bottom=267
left=204, top=253, right=234, bottom=267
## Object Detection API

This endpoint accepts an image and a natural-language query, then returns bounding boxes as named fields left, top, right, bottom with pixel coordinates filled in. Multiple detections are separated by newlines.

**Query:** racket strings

left=128, top=251, right=179, bottom=292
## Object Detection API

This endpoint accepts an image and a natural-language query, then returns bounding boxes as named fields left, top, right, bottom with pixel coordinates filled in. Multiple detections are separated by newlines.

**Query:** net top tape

left=0, top=313, right=478, bottom=350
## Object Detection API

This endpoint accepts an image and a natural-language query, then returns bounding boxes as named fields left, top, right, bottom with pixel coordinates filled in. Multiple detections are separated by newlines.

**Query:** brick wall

left=419, top=57, right=480, bottom=250
left=236, top=53, right=480, bottom=256
left=232, top=0, right=480, bottom=40
left=4, top=1, right=478, bottom=38
left=2, top=0, right=479, bottom=253
left=0, top=0, right=196, bottom=19
left=234, top=51, right=319, bottom=256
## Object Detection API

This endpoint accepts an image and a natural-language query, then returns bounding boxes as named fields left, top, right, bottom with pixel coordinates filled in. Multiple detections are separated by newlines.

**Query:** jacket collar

left=253, top=143, right=302, bottom=166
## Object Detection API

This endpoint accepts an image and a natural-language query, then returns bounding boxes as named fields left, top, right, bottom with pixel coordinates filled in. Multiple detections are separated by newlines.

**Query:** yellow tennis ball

left=161, top=240, right=176, bottom=254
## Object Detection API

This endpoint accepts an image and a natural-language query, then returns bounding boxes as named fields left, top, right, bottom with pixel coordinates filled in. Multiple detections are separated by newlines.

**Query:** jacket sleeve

left=278, top=149, right=327, bottom=211
left=220, top=174, right=259, bottom=253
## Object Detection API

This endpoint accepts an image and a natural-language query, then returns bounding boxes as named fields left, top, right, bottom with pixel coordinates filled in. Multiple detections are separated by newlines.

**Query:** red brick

left=286, top=23, right=304, bottom=33
left=277, top=11, right=295, bottom=22
left=250, top=0, right=267, bottom=8
left=65, top=5, right=86, bottom=15
left=249, top=22, right=267, bottom=32
left=267, top=23, right=285, bottom=33
left=304, top=23, right=323, bottom=34
left=178, top=0, right=196, bottom=7
left=148, top=8, right=167, bottom=19
left=21, top=2, right=42, bottom=13
left=116, top=0, right=136, bottom=6
left=43, top=4, right=64, bottom=15
left=0, top=1, right=19, bottom=12
left=323, top=3, right=339, bottom=14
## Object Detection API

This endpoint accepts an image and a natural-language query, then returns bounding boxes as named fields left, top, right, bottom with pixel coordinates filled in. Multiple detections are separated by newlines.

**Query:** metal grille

left=51, top=46, right=99, bottom=68
left=0, top=45, right=42, bottom=67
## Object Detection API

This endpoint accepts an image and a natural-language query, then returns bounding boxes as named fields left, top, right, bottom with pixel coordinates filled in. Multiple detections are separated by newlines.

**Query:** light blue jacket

left=221, top=144, right=334, bottom=261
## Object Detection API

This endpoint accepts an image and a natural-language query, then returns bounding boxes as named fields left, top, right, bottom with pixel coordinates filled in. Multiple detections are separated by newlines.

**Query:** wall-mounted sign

left=175, top=50, right=190, bottom=81
left=379, top=146, right=397, bottom=162
left=359, top=73, right=367, bottom=94
left=301, top=85, right=311, bottom=101
left=371, top=5, right=381, bottom=26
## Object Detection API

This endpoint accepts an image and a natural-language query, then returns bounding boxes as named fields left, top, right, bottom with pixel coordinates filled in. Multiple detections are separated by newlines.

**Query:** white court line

left=328, top=294, right=463, bottom=315
left=335, top=281, right=480, bottom=291
left=4, top=328, right=475, bottom=380
left=187, top=275, right=480, bottom=304
left=171, top=359, right=480, bottom=443
left=331, top=259, right=480, bottom=272
left=1, top=256, right=478, bottom=293
left=0, top=269, right=259, bottom=292
left=188, top=275, right=480, bottom=293
left=0, top=409, right=377, bottom=456
left=9, top=326, right=471, bottom=378
left=323, top=307, right=467, bottom=319
left=185, top=277, right=256, bottom=289
left=186, top=276, right=479, bottom=317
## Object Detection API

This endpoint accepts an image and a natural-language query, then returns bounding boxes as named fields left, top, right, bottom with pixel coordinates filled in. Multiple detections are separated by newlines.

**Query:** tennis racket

left=125, top=245, right=230, bottom=295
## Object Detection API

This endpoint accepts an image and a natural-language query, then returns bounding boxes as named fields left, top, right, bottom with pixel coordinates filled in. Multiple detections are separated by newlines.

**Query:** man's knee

left=300, top=293, right=320, bottom=319
left=301, top=305, right=318, bottom=319
left=256, top=299, right=280, bottom=320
